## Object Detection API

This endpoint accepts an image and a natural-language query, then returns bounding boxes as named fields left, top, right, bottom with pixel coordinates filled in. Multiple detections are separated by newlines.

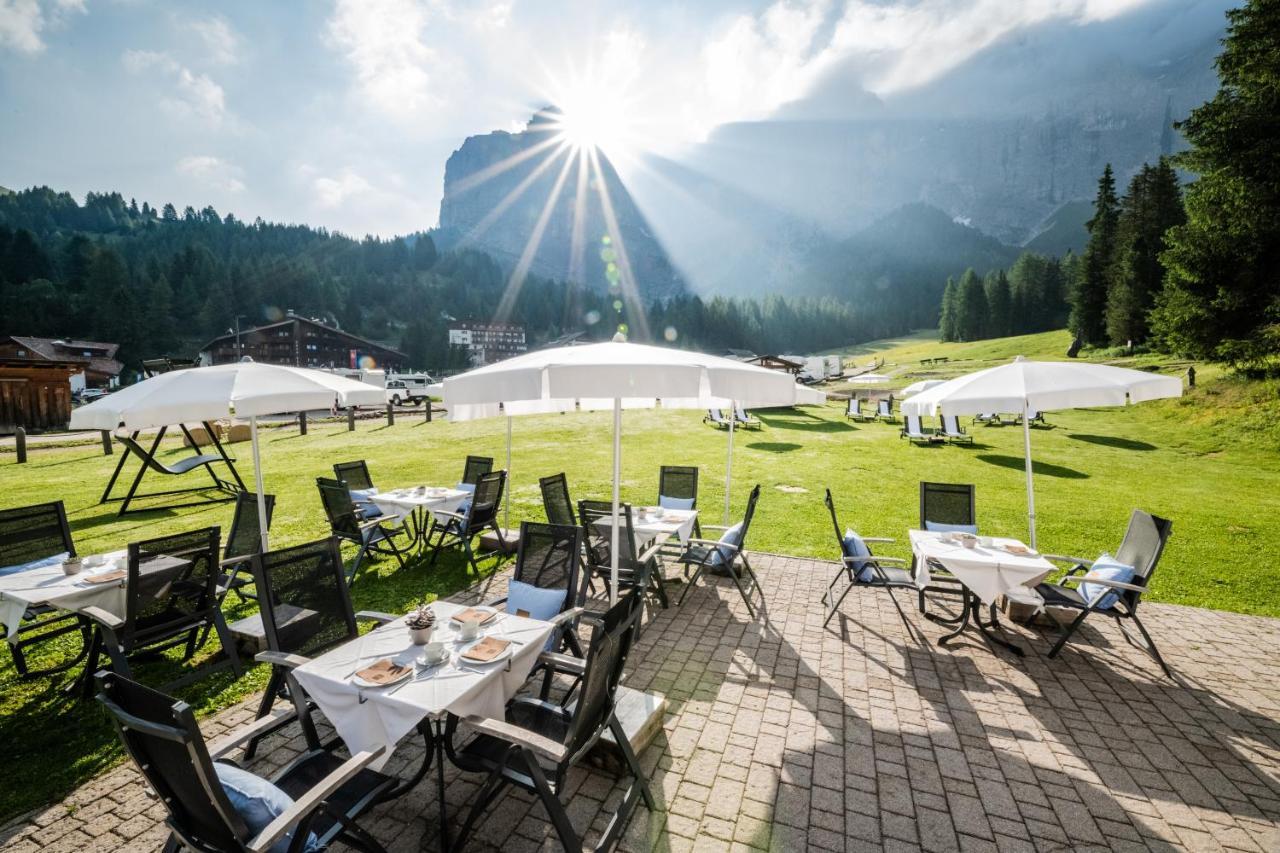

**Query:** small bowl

left=61, top=558, right=84, bottom=576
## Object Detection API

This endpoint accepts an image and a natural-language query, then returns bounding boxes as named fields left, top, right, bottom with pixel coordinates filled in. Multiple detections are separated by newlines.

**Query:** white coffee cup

left=422, top=640, right=447, bottom=664
left=458, top=619, right=482, bottom=641
left=978, top=536, right=993, bottom=547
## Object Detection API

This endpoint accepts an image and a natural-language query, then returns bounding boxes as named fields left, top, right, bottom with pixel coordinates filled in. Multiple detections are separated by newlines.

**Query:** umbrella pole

left=1022, top=400, right=1036, bottom=550
left=250, top=415, right=269, bottom=553
left=724, top=401, right=735, bottom=526
left=611, top=397, right=621, bottom=605
left=504, top=415, right=512, bottom=532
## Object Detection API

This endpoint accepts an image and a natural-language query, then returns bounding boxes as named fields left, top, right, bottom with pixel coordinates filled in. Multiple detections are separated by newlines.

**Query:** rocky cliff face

left=437, top=109, right=685, bottom=301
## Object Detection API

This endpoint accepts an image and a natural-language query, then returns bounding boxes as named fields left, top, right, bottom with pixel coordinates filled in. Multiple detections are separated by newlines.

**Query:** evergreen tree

left=938, top=276, right=958, bottom=341
left=1106, top=160, right=1185, bottom=346
left=985, top=270, right=1012, bottom=338
left=1071, top=164, right=1119, bottom=345
left=1151, top=0, right=1280, bottom=368
left=955, top=268, right=987, bottom=341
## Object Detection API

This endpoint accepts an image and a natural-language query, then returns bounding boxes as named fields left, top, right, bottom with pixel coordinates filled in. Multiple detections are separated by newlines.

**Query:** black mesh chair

left=916, top=482, right=976, bottom=617
left=83, top=527, right=242, bottom=696
left=1036, top=511, right=1175, bottom=676
left=539, top=473, right=576, bottom=527
left=0, top=501, right=90, bottom=679
left=461, top=455, right=494, bottom=486
left=452, top=591, right=654, bottom=853
left=578, top=500, right=665, bottom=607
left=95, top=670, right=394, bottom=853
left=485, top=522, right=587, bottom=696
left=677, top=485, right=764, bottom=618
left=658, top=465, right=703, bottom=539
left=426, top=470, right=506, bottom=575
left=332, top=460, right=375, bottom=492
left=316, top=477, right=407, bottom=585
left=821, top=489, right=916, bottom=628
left=217, top=492, right=275, bottom=604
left=245, top=537, right=396, bottom=758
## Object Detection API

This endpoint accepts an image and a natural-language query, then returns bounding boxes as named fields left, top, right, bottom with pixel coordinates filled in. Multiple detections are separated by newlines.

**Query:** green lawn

left=2, top=329, right=1278, bottom=822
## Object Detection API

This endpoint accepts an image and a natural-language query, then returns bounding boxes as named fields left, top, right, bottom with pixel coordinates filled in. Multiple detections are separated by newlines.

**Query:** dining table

left=910, top=529, right=1055, bottom=656
left=289, top=600, right=554, bottom=851
left=367, top=486, right=472, bottom=551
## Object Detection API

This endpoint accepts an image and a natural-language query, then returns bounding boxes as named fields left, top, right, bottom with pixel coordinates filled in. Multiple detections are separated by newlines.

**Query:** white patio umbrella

left=70, top=362, right=384, bottom=551
left=443, top=335, right=813, bottom=601
left=900, top=379, right=947, bottom=396
left=900, top=356, right=1182, bottom=548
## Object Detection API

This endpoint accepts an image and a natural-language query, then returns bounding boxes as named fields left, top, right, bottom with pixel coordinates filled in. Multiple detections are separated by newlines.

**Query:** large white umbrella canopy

left=71, top=362, right=384, bottom=551
left=900, top=379, right=947, bottom=397
left=443, top=337, right=817, bottom=600
left=901, top=357, right=1182, bottom=548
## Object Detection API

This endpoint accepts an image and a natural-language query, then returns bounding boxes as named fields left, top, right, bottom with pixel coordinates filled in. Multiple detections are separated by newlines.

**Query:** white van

left=385, top=373, right=437, bottom=406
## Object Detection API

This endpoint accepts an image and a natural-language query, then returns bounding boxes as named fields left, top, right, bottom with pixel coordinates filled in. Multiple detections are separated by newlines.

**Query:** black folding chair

left=96, top=670, right=394, bottom=853
left=332, top=460, right=375, bottom=492
left=658, top=464, right=703, bottom=539
left=426, top=470, right=506, bottom=575
left=83, top=527, right=242, bottom=697
left=217, top=492, right=275, bottom=604
left=452, top=591, right=654, bottom=853
left=539, top=473, right=576, bottom=527
left=461, top=455, right=494, bottom=487
left=244, top=537, right=397, bottom=759
left=1036, top=511, right=1175, bottom=676
left=578, top=500, right=666, bottom=608
left=316, top=477, right=408, bottom=585
left=676, top=485, right=764, bottom=618
left=0, top=501, right=91, bottom=679
left=916, top=481, right=975, bottom=618
left=821, top=489, right=915, bottom=628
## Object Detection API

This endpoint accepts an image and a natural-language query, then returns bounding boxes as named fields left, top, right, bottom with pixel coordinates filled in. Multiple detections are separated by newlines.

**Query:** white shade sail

left=901, top=358, right=1182, bottom=417
left=899, top=357, right=1182, bottom=549
left=69, top=363, right=385, bottom=431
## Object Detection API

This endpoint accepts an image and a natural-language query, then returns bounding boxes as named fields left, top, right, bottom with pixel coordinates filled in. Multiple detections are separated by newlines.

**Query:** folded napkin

left=355, top=659, right=411, bottom=685
left=1002, top=544, right=1032, bottom=555
left=80, top=569, right=127, bottom=585
left=453, top=607, right=494, bottom=625
left=462, top=637, right=510, bottom=662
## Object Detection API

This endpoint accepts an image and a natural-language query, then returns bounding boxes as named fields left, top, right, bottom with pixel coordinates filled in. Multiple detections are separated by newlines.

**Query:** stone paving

left=3, top=552, right=1280, bottom=852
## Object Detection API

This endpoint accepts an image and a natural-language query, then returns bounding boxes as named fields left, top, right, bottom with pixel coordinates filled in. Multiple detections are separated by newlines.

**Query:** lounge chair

left=874, top=399, right=896, bottom=423
left=939, top=414, right=973, bottom=444
left=974, top=413, right=1000, bottom=426
left=845, top=397, right=874, bottom=422
left=733, top=406, right=761, bottom=429
left=703, top=409, right=732, bottom=429
left=900, top=414, right=943, bottom=445
left=821, top=489, right=914, bottom=628
left=104, top=425, right=245, bottom=515
left=1035, top=510, right=1173, bottom=676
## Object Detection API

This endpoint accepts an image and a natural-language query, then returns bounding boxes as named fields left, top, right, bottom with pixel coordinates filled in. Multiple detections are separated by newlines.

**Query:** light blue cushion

left=0, top=551, right=70, bottom=577
left=455, top=482, right=476, bottom=495
left=349, top=487, right=382, bottom=518
left=710, top=522, right=743, bottom=566
left=925, top=521, right=978, bottom=535
left=1078, top=554, right=1135, bottom=610
left=506, top=580, right=568, bottom=649
left=214, top=763, right=319, bottom=853
left=659, top=495, right=695, bottom=511
left=841, top=529, right=874, bottom=583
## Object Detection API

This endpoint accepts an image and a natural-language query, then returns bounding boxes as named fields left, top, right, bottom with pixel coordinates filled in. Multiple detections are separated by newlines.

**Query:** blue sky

left=1, top=0, right=1169, bottom=238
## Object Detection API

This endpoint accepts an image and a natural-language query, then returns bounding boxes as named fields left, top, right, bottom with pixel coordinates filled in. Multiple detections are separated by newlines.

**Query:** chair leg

left=210, top=610, right=243, bottom=678
left=677, top=561, right=710, bottom=607
left=649, top=569, right=669, bottom=609
left=455, top=760, right=511, bottom=851
left=526, top=753, right=581, bottom=852
left=610, top=715, right=655, bottom=810
left=349, top=544, right=370, bottom=585
left=724, top=562, right=757, bottom=619
left=1128, top=612, right=1173, bottom=678
left=245, top=666, right=285, bottom=760
left=1047, top=609, right=1091, bottom=659
left=823, top=572, right=857, bottom=628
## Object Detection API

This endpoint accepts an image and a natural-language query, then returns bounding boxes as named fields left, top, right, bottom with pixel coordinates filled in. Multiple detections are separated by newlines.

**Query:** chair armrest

left=220, top=553, right=255, bottom=569
left=355, top=610, right=397, bottom=625
left=548, top=607, right=585, bottom=629
left=255, top=650, right=311, bottom=670
left=637, top=542, right=665, bottom=564
left=433, top=510, right=467, bottom=522
left=461, top=715, right=566, bottom=762
left=701, top=525, right=729, bottom=532
left=484, top=595, right=508, bottom=608
left=356, top=517, right=385, bottom=531
left=538, top=650, right=586, bottom=675
left=208, top=708, right=297, bottom=759
left=1044, top=554, right=1094, bottom=567
left=81, top=606, right=124, bottom=630
left=245, top=748, right=385, bottom=853
left=1061, top=576, right=1147, bottom=593
left=684, top=537, right=733, bottom=548
left=843, top=555, right=907, bottom=566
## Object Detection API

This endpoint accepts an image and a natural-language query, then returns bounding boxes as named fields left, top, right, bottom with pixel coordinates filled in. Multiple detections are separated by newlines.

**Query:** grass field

left=2, top=328, right=1278, bottom=822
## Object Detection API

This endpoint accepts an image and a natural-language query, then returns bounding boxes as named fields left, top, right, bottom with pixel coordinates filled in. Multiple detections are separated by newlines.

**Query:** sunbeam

left=448, top=133, right=565, bottom=196
left=456, top=140, right=572, bottom=248
left=586, top=145, right=650, bottom=341
left=494, top=147, right=579, bottom=322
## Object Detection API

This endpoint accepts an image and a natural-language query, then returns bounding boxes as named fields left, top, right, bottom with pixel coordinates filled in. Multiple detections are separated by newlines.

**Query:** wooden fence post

left=101, top=430, right=113, bottom=455
left=298, top=411, right=308, bottom=436
left=347, top=407, right=356, bottom=431
left=386, top=404, right=395, bottom=426
left=15, top=427, right=26, bottom=464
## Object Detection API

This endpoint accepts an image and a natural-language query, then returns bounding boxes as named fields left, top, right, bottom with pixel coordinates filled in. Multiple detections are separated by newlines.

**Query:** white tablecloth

left=368, top=486, right=471, bottom=526
left=0, top=551, right=130, bottom=642
left=291, top=601, right=553, bottom=767
left=909, top=530, right=1054, bottom=606
left=594, top=509, right=698, bottom=545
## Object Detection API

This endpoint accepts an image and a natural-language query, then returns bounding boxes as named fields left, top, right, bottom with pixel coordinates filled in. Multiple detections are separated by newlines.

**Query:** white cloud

left=0, top=0, right=85, bottom=54
left=313, top=169, right=372, bottom=208
left=188, top=15, right=240, bottom=65
left=176, top=155, right=245, bottom=193
left=327, top=0, right=439, bottom=118
left=121, top=48, right=227, bottom=126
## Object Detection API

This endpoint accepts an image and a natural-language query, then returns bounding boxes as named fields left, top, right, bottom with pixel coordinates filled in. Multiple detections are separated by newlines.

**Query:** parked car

left=385, top=376, right=435, bottom=406
left=76, top=388, right=109, bottom=404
